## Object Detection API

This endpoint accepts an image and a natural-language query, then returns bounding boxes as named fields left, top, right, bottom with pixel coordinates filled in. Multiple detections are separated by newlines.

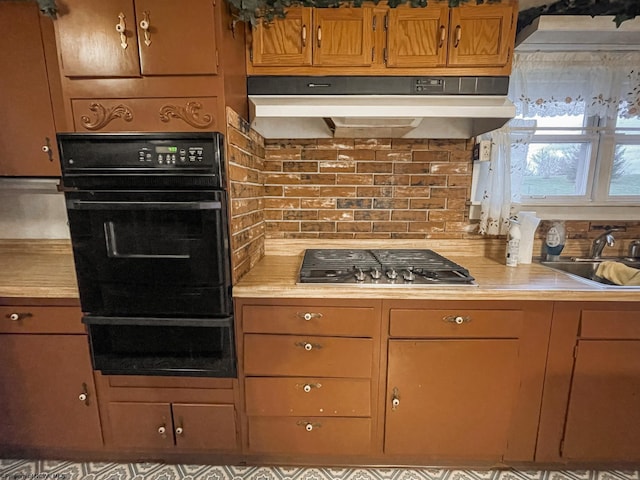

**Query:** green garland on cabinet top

left=10, top=0, right=640, bottom=32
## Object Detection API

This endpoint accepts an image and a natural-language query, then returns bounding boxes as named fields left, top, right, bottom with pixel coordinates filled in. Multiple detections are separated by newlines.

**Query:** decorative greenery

left=5, top=0, right=639, bottom=32
left=517, top=0, right=640, bottom=33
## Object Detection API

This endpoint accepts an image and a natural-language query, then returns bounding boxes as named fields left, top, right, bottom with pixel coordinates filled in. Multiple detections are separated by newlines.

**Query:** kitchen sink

left=538, top=257, right=640, bottom=289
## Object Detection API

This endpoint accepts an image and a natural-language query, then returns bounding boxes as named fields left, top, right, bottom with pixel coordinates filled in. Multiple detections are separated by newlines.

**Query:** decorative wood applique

left=159, top=102, right=214, bottom=128
left=80, top=103, right=134, bottom=130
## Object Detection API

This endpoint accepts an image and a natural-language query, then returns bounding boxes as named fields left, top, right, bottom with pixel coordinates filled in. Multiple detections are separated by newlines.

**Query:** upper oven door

left=65, top=189, right=232, bottom=317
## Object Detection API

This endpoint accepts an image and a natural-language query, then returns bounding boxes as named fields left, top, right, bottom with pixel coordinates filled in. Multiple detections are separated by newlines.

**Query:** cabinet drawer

left=242, top=304, right=376, bottom=337
left=244, top=334, right=373, bottom=377
left=248, top=416, right=371, bottom=455
left=71, top=97, right=220, bottom=132
left=580, top=311, right=640, bottom=339
left=245, top=377, right=371, bottom=417
left=0, top=306, right=84, bottom=334
left=389, top=309, right=523, bottom=338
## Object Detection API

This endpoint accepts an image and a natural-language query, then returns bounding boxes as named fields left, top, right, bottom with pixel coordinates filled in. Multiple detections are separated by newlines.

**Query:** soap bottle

left=545, top=221, right=566, bottom=260
left=506, top=217, right=521, bottom=267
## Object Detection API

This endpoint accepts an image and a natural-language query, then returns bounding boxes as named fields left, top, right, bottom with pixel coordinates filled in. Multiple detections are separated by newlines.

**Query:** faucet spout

left=590, top=229, right=619, bottom=259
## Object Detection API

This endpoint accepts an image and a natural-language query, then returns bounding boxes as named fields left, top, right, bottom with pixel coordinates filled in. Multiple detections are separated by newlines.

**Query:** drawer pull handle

left=300, top=382, right=322, bottom=393
left=115, top=12, right=128, bottom=49
left=297, top=312, right=323, bottom=321
left=295, top=341, right=322, bottom=351
left=443, top=315, right=471, bottom=325
left=391, top=387, right=400, bottom=411
left=7, top=312, right=32, bottom=322
left=297, top=421, right=321, bottom=432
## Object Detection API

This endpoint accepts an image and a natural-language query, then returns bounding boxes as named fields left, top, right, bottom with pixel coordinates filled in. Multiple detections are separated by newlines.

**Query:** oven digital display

left=155, top=146, right=178, bottom=153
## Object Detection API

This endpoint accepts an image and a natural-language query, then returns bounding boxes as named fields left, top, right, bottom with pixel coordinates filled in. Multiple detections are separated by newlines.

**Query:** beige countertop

left=1, top=239, right=638, bottom=303
left=0, top=240, right=80, bottom=304
left=233, top=249, right=640, bottom=302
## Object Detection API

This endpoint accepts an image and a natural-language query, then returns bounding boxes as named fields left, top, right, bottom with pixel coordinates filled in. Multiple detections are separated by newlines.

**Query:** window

left=473, top=51, right=640, bottom=232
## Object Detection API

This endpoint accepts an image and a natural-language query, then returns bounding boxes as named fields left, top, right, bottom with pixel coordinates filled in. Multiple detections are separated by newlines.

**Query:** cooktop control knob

left=355, top=268, right=366, bottom=282
left=370, top=268, right=381, bottom=280
left=386, top=268, right=398, bottom=280
left=403, top=269, right=415, bottom=281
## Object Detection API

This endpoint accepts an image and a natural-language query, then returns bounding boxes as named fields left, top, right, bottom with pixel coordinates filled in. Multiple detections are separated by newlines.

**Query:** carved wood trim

left=80, top=103, right=134, bottom=130
left=159, top=101, right=214, bottom=128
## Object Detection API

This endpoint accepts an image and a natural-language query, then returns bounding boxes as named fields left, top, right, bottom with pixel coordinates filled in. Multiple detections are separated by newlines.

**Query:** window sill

left=469, top=203, right=640, bottom=221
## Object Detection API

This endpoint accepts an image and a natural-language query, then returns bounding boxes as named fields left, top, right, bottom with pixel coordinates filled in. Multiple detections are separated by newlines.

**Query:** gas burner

left=298, top=249, right=476, bottom=286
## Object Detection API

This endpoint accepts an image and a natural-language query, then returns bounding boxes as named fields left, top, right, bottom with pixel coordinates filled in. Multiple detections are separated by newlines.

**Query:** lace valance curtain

left=510, top=51, right=640, bottom=119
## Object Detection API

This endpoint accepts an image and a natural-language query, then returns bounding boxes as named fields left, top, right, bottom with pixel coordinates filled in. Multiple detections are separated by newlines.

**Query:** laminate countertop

left=233, top=253, right=640, bottom=301
left=1, top=240, right=639, bottom=303
left=0, top=240, right=79, bottom=305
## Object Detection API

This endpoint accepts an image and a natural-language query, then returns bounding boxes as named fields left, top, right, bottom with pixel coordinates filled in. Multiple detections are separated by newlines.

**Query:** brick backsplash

left=263, top=137, right=476, bottom=239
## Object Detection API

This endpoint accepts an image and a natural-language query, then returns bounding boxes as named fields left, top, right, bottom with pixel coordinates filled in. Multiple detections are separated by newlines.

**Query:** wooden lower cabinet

left=537, top=302, right=640, bottom=464
left=108, top=402, right=237, bottom=451
left=0, top=334, right=102, bottom=451
left=238, top=298, right=381, bottom=458
left=382, top=300, right=553, bottom=463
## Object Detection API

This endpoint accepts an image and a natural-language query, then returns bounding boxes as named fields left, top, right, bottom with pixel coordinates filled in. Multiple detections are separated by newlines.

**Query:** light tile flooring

left=0, top=460, right=638, bottom=480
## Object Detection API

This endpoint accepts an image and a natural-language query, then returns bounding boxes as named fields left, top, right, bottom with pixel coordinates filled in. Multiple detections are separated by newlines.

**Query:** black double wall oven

left=58, top=132, right=235, bottom=377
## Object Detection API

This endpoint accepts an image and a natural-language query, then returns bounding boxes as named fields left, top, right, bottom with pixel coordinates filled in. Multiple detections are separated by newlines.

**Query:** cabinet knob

left=443, top=314, right=471, bottom=325
left=297, top=421, right=320, bottom=432
left=158, top=425, right=167, bottom=437
left=296, top=312, right=323, bottom=321
left=295, top=341, right=322, bottom=351
left=42, top=137, right=54, bottom=162
left=439, top=25, right=446, bottom=48
left=454, top=25, right=462, bottom=48
left=139, top=11, right=152, bottom=46
left=175, top=426, right=184, bottom=436
left=300, top=382, right=321, bottom=393
left=301, top=24, right=307, bottom=47
left=391, top=387, right=400, bottom=411
left=6, top=312, right=32, bottom=322
left=115, top=12, right=128, bottom=49
left=79, top=383, right=90, bottom=406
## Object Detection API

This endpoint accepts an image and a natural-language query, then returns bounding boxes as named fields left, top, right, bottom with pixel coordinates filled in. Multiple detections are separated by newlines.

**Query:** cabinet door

left=251, top=8, right=313, bottom=67
left=313, top=8, right=373, bottom=66
left=0, top=335, right=103, bottom=449
left=108, top=402, right=174, bottom=449
left=385, top=339, right=520, bottom=460
left=55, top=0, right=142, bottom=77
left=447, top=4, right=514, bottom=67
left=134, top=0, right=218, bottom=75
left=561, top=340, right=640, bottom=461
left=386, top=6, right=449, bottom=68
left=0, top=2, right=60, bottom=176
left=172, top=403, right=237, bottom=451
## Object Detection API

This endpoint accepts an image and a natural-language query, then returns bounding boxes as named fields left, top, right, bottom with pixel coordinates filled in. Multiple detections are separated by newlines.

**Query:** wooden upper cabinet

left=313, top=8, right=373, bottom=66
left=386, top=5, right=449, bottom=68
left=0, top=1, right=60, bottom=176
left=55, top=0, right=218, bottom=77
left=250, top=7, right=373, bottom=67
left=447, top=3, right=515, bottom=67
left=251, top=7, right=313, bottom=67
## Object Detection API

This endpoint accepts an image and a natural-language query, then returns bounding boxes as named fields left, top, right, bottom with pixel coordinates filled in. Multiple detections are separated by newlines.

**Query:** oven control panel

left=138, top=145, right=205, bottom=165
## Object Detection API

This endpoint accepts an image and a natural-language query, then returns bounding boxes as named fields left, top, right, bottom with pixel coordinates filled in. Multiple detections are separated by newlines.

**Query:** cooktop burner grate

left=299, top=249, right=476, bottom=285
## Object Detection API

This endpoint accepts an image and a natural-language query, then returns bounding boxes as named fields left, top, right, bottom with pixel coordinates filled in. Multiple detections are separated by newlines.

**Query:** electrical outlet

left=479, top=140, right=492, bottom=161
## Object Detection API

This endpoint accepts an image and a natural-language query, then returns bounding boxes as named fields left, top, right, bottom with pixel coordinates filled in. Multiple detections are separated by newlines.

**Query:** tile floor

left=0, top=460, right=638, bottom=480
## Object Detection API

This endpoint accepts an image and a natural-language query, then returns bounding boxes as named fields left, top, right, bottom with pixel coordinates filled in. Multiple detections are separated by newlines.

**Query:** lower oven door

left=65, top=190, right=232, bottom=317
left=84, top=316, right=236, bottom=377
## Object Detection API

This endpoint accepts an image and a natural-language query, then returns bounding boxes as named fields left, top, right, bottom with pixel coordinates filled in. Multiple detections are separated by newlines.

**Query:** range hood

left=516, top=15, right=640, bottom=51
left=247, top=76, right=515, bottom=139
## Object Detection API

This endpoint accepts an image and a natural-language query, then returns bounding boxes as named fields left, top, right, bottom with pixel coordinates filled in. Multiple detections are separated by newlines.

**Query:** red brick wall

left=262, top=138, right=477, bottom=239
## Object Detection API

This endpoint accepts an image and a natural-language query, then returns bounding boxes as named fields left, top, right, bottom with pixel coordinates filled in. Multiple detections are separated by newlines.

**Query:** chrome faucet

left=590, top=229, right=620, bottom=259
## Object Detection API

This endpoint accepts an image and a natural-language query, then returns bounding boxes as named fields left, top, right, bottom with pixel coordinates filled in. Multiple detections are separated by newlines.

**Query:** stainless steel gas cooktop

left=298, top=249, right=476, bottom=286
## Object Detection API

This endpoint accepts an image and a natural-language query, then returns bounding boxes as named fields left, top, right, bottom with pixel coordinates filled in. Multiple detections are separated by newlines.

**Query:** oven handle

left=66, top=200, right=222, bottom=210
left=82, top=315, right=234, bottom=328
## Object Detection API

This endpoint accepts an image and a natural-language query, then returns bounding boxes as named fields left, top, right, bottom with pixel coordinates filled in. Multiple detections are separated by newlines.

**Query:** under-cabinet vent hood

left=247, top=76, right=516, bottom=139
left=516, top=15, right=640, bottom=51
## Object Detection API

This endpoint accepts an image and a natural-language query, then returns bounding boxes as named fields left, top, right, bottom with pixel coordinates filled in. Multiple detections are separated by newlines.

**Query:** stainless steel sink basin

left=538, top=257, right=640, bottom=288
